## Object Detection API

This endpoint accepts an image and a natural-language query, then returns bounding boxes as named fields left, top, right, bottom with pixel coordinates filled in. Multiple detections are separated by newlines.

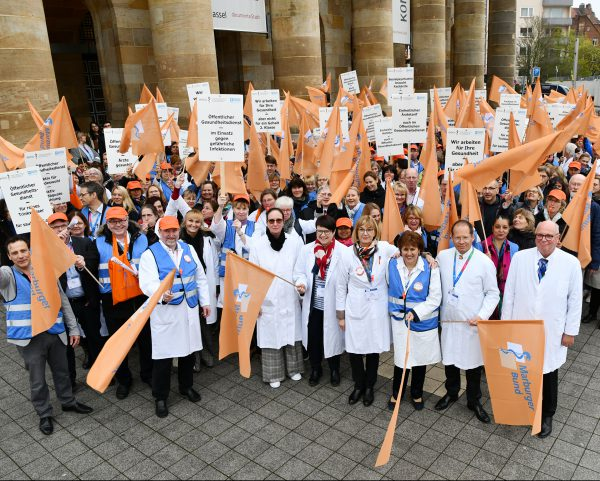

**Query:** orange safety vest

left=109, top=236, right=143, bottom=304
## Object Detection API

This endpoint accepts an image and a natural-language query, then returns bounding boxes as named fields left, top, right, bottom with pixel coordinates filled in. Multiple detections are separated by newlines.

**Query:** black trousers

left=542, top=369, right=559, bottom=418
left=152, top=353, right=195, bottom=401
left=200, top=313, right=218, bottom=359
left=589, top=288, right=600, bottom=318
left=307, top=309, right=340, bottom=372
left=348, top=353, right=379, bottom=390
left=445, top=365, right=482, bottom=405
left=70, top=297, right=103, bottom=364
left=392, top=365, right=427, bottom=400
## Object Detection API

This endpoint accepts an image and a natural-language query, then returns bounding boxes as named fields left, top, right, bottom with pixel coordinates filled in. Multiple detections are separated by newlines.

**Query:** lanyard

left=88, top=207, right=102, bottom=237
left=401, top=268, right=418, bottom=300
left=453, top=249, right=474, bottom=288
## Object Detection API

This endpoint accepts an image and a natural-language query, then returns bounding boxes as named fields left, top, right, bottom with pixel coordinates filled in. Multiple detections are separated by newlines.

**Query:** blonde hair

left=403, top=205, right=424, bottom=226
left=112, top=186, right=136, bottom=213
left=513, top=208, right=536, bottom=233
left=352, top=215, right=380, bottom=243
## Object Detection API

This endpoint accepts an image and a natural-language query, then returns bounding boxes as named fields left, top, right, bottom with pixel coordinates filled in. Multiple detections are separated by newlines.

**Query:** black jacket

left=360, top=186, right=386, bottom=210
left=59, top=236, right=101, bottom=306
left=508, top=229, right=536, bottom=251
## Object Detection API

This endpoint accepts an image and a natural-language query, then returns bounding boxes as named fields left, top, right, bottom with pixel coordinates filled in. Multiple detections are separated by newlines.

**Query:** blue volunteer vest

left=149, top=241, right=199, bottom=308
left=96, top=235, right=148, bottom=294
left=388, top=258, right=438, bottom=333
left=219, top=220, right=255, bottom=278
left=351, top=203, right=365, bottom=225
left=5, top=267, right=64, bottom=340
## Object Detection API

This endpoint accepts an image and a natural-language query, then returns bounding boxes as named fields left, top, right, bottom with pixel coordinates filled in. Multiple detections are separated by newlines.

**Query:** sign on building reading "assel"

left=212, top=0, right=267, bottom=34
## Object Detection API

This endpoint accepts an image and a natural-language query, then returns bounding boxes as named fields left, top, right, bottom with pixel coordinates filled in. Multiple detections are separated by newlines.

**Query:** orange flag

left=562, top=160, right=598, bottom=268
left=119, top=99, right=164, bottom=156
left=419, top=122, right=443, bottom=231
left=27, top=100, right=45, bottom=130
left=488, top=75, right=518, bottom=104
left=524, top=79, right=553, bottom=142
left=444, top=83, right=465, bottom=123
left=456, top=79, right=484, bottom=129
left=357, top=132, right=371, bottom=191
left=288, top=95, right=320, bottom=130
left=294, top=112, right=318, bottom=177
left=187, top=100, right=198, bottom=149
left=508, top=111, right=522, bottom=149
left=478, top=320, right=545, bottom=436
left=523, top=84, right=533, bottom=112
left=213, top=162, right=247, bottom=195
left=161, top=113, right=180, bottom=143
left=139, top=84, right=155, bottom=104
left=316, top=106, right=342, bottom=178
left=24, top=97, right=78, bottom=154
left=432, top=87, right=450, bottom=147
left=0, top=135, right=26, bottom=171
left=333, top=108, right=363, bottom=173
left=155, top=86, right=165, bottom=103
left=219, top=253, right=276, bottom=378
left=381, top=180, right=405, bottom=243
left=319, top=73, right=332, bottom=93
left=247, top=123, right=269, bottom=199
left=437, top=175, right=459, bottom=253
left=379, top=78, right=388, bottom=101
left=330, top=165, right=358, bottom=205
left=278, top=98, right=293, bottom=180
left=243, top=82, right=255, bottom=141
left=334, top=83, right=360, bottom=113
left=185, top=153, right=211, bottom=186
left=478, top=98, right=496, bottom=141
left=87, top=270, right=175, bottom=392
left=30, top=209, right=77, bottom=336
left=132, top=152, right=159, bottom=182
left=306, top=86, right=327, bottom=107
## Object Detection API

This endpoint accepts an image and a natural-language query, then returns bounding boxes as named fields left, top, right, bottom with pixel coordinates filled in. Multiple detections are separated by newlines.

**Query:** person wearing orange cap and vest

left=95, top=206, right=150, bottom=400
left=139, top=216, right=211, bottom=418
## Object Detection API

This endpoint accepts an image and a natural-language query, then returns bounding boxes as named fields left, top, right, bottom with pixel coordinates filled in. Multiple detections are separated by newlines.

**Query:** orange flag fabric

left=278, top=98, right=293, bottom=180
left=316, top=106, right=341, bottom=178
left=119, top=99, right=164, bottom=156
left=508, top=111, right=522, bottom=149
left=213, top=162, right=247, bottom=195
left=437, top=175, right=459, bottom=253
left=87, top=270, right=175, bottom=392
left=139, top=84, right=155, bottom=104
left=488, top=75, right=518, bottom=104
left=243, top=82, right=255, bottom=141
left=288, top=95, right=320, bottom=130
left=357, top=132, right=371, bottom=191
left=320, top=73, right=332, bottom=93
left=247, top=123, right=269, bottom=199
left=24, top=97, right=78, bottom=154
left=460, top=177, right=483, bottom=226
left=30, top=209, right=77, bottom=336
left=187, top=100, right=198, bottom=149
left=219, top=253, right=276, bottom=378
left=27, top=100, right=45, bottom=130
left=381, top=180, right=405, bottom=243
left=456, top=79, right=484, bottom=129
left=132, top=152, right=159, bottom=182
left=329, top=165, right=357, bottom=206
left=444, top=83, right=464, bottom=123
left=294, top=113, right=318, bottom=177
left=155, top=86, right=165, bottom=103
left=419, top=121, right=443, bottom=231
left=562, top=160, right=598, bottom=268
left=478, top=319, right=545, bottom=435
left=432, top=87, right=450, bottom=147
left=306, top=86, right=327, bottom=107
left=524, top=79, right=554, bottom=142
left=184, top=153, right=211, bottom=186
left=0, top=135, right=26, bottom=171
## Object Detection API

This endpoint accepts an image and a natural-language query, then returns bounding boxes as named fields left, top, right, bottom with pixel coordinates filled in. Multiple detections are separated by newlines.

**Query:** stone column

left=446, top=0, right=454, bottom=86
left=411, top=0, right=446, bottom=91
left=487, top=0, right=516, bottom=86
left=148, top=0, right=219, bottom=121
left=394, top=44, right=407, bottom=67
left=352, top=0, right=394, bottom=90
left=270, top=0, right=323, bottom=98
left=0, top=1, right=59, bottom=146
left=453, top=0, right=486, bottom=88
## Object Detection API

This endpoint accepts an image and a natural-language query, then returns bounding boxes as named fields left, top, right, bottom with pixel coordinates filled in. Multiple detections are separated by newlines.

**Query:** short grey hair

left=275, top=196, right=294, bottom=210
left=317, top=184, right=331, bottom=195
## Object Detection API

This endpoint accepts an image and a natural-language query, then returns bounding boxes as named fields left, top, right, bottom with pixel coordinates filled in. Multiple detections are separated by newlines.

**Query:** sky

left=584, top=0, right=600, bottom=17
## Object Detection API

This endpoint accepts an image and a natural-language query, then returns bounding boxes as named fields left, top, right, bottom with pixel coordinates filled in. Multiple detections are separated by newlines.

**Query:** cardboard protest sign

left=0, top=167, right=52, bottom=234
left=429, top=87, right=452, bottom=111
left=251, top=90, right=282, bottom=133
left=340, top=70, right=360, bottom=94
left=24, top=148, right=70, bottom=204
left=491, top=108, right=529, bottom=153
left=197, top=94, right=244, bottom=162
left=547, top=103, right=576, bottom=128
left=104, top=128, right=137, bottom=174
left=319, top=107, right=350, bottom=141
left=392, top=93, right=428, bottom=144
left=387, top=67, right=414, bottom=103
left=445, top=128, right=486, bottom=172
left=499, top=93, right=522, bottom=109
left=179, top=130, right=194, bottom=160
left=363, top=104, right=383, bottom=142
left=374, top=118, right=403, bottom=157
left=186, top=82, right=211, bottom=110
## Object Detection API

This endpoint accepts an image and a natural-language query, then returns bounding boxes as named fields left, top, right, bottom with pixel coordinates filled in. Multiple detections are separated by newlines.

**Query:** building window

left=520, top=27, right=533, bottom=37
left=520, top=46, right=528, bottom=55
left=593, top=38, right=599, bottom=46
left=521, top=7, right=534, bottom=17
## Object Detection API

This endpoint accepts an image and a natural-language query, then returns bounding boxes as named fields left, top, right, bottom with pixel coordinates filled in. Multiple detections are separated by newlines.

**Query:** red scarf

left=314, top=240, right=335, bottom=279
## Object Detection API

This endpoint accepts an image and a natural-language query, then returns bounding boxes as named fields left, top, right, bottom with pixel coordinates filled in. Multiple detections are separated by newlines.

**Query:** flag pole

left=82, top=265, right=103, bottom=289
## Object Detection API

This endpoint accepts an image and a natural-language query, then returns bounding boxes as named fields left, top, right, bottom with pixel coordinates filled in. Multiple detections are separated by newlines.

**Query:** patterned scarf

left=354, top=241, right=378, bottom=282
left=314, top=240, right=335, bottom=279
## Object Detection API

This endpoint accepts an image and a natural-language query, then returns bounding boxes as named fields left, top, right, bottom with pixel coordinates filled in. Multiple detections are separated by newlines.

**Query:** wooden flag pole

left=82, top=265, right=103, bottom=289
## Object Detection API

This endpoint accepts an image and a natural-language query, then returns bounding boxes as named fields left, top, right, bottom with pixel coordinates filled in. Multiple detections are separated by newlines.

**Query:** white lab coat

left=139, top=241, right=211, bottom=360
left=501, top=247, right=583, bottom=374
left=199, top=236, right=219, bottom=325
left=293, top=241, right=348, bottom=358
left=336, top=241, right=398, bottom=354
left=249, top=234, right=303, bottom=349
left=437, top=247, right=500, bottom=370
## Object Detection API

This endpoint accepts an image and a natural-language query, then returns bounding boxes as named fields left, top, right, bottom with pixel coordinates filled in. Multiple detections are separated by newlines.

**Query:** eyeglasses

left=107, top=218, right=128, bottom=225
left=316, top=230, right=333, bottom=236
left=267, top=219, right=283, bottom=224
left=535, top=234, right=557, bottom=241
left=358, top=228, right=375, bottom=234
left=79, top=192, right=89, bottom=197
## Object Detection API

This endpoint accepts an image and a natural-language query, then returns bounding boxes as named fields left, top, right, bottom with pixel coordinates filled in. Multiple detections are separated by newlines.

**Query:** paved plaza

left=2, top=315, right=600, bottom=480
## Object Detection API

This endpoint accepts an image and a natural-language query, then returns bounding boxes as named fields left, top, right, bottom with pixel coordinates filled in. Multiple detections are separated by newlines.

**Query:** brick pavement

left=1, top=317, right=600, bottom=480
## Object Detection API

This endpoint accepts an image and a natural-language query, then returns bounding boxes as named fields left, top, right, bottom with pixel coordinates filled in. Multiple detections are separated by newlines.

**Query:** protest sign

left=312, top=128, right=322, bottom=142
left=499, top=93, right=522, bottom=110
left=363, top=104, right=383, bottom=142
left=491, top=108, right=529, bottom=153
left=445, top=128, right=486, bottom=171
left=387, top=67, right=414, bottom=103
left=0, top=167, right=52, bottom=234
left=374, top=118, right=403, bottom=157
left=104, top=128, right=137, bottom=174
left=340, top=71, right=360, bottom=95
left=197, top=94, right=244, bottom=162
left=392, top=93, right=428, bottom=144
left=186, top=82, right=211, bottom=110
left=393, top=0, right=410, bottom=44
left=547, top=103, right=576, bottom=128
left=319, top=107, right=350, bottom=140
left=251, top=90, right=281, bottom=133
left=429, top=87, right=452, bottom=111
left=179, top=130, right=194, bottom=160
left=24, top=148, right=70, bottom=204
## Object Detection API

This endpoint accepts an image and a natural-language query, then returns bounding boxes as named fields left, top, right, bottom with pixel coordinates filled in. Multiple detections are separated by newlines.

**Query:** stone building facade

left=0, top=0, right=517, bottom=146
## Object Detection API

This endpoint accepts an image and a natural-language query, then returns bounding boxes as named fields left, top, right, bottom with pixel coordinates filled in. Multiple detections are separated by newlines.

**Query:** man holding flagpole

left=0, top=236, right=93, bottom=435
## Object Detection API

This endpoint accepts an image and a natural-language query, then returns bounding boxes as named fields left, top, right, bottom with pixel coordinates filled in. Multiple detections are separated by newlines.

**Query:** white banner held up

left=211, top=0, right=267, bottom=33
left=499, top=94, right=522, bottom=110
left=392, top=93, right=428, bottom=144
left=179, top=130, right=194, bottom=160
left=374, top=118, right=403, bottom=157
left=490, top=107, right=529, bottom=153
left=392, top=0, right=410, bottom=44
left=319, top=107, right=350, bottom=141
left=251, top=90, right=282, bottom=133
left=186, top=82, right=211, bottom=110
left=105, top=128, right=137, bottom=175
left=547, top=103, right=576, bottom=128
left=387, top=68, right=414, bottom=104
left=0, top=167, right=52, bottom=234
left=340, top=71, right=360, bottom=95
left=197, top=94, right=244, bottom=162
left=429, top=87, right=452, bottom=111
left=363, top=104, right=383, bottom=142
left=24, top=148, right=70, bottom=205
left=445, top=128, right=486, bottom=172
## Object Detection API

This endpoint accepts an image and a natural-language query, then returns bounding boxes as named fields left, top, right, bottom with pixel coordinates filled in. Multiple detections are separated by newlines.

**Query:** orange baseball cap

left=569, top=161, right=581, bottom=170
left=160, top=162, right=173, bottom=170
left=127, top=181, right=143, bottom=190
left=336, top=218, right=353, bottom=229
left=159, top=216, right=180, bottom=230
left=548, top=189, right=566, bottom=201
left=374, top=156, right=385, bottom=162
left=233, top=194, right=250, bottom=203
left=106, top=207, right=129, bottom=220
left=47, top=212, right=68, bottom=224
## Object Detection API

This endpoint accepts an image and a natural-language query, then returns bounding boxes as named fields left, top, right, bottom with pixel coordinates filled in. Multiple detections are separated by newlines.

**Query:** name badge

left=366, top=288, right=378, bottom=301
left=184, top=255, right=192, bottom=263
left=413, top=282, right=424, bottom=292
left=447, top=289, right=459, bottom=306
left=316, top=286, right=325, bottom=298
left=67, top=276, right=82, bottom=290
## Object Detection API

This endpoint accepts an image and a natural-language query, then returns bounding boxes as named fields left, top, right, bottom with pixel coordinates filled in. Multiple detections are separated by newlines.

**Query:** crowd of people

left=0, top=119, right=592, bottom=442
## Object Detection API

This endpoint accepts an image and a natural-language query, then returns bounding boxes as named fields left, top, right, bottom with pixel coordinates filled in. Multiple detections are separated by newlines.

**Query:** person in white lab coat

left=435, top=220, right=500, bottom=424
left=336, top=215, right=398, bottom=407
left=387, top=231, right=442, bottom=412
left=502, top=220, right=582, bottom=438
left=294, top=215, right=348, bottom=387
left=249, top=208, right=304, bottom=389
left=139, top=216, right=211, bottom=418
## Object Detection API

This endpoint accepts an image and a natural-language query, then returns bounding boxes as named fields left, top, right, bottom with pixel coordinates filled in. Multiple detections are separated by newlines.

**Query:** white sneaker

left=290, top=373, right=302, bottom=381
left=270, top=381, right=281, bottom=389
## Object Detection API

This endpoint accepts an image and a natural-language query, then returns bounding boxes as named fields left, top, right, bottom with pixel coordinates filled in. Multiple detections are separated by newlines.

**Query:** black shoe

left=388, top=397, right=397, bottom=411
left=363, top=388, right=375, bottom=407
left=179, top=388, right=201, bottom=403
left=201, top=351, right=215, bottom=368
left=308, top=369, right=322, bottom=387
left=330, top=370, right=340, bottom=387
left=62, top=402, right=94, bottom=414
left=155, top=400, right=168, bottom=418
left=349, top=388, right=364, bottom=405
left=538, top=416, right=553, bottom=438
left=435, top=394, right=458, bottom=411
left=411, top=398, right=425, bottom=411
left=39, top=417, right=53, bottom=435
left=116, top=383, right=130, bottom=400
left=468, top=402, right=491, bottom=424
